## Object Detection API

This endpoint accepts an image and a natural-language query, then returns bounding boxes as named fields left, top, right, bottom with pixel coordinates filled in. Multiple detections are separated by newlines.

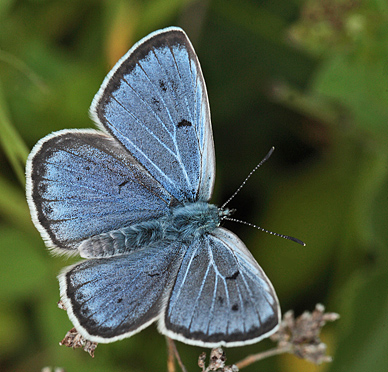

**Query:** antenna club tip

left=286, top=235, right=306, bottom=246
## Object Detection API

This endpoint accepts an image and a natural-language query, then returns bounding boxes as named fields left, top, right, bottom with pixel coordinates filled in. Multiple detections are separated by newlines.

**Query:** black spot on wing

left=159, top=80, right=167, bottom=92
left=118, top=180, right=128, bottom=194
left=118, top=180, right=128, bottom=187
left=38, top=183, right=47, bottom=194
left=226, top=271, right=239, bottom=280
left=151, top=97, right=161, bottom=111
left=177, top=119, right=192, bottom=128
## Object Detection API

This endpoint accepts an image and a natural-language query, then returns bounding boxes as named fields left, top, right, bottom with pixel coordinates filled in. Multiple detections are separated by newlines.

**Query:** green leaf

left=312, top=54, right=388, bottom=139
left=0, top=79, right=29, bottom=186
left=329, top=266, right=388, bottom=372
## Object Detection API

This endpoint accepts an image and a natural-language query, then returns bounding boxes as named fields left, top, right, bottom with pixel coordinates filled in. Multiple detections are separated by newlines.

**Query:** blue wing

left=160, top=228, right=280, bottom=347
left=90, top=27, right=215, bottom=202
left=58, top=242, right=185, bottom=343
left=26, top=130, right=175, bottom=253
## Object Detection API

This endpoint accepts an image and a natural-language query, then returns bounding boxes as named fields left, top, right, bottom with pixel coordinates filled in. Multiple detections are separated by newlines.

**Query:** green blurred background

left=1, top=0, right=388, bottom=371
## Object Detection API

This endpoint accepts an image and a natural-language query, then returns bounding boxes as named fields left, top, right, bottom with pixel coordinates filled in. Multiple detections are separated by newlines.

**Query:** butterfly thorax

left=165, top=201, right=221, bottom=241
left=79, top=202, right=230, bottom=258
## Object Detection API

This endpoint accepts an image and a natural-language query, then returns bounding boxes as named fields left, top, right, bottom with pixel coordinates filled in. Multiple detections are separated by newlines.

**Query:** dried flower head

left=60, top=327, right=98, bottom=358
left=270, top=303, right=340, bottom=364
left=198, top=347, right=239, bottom=372
left=58, top=300, right=98, bottom=357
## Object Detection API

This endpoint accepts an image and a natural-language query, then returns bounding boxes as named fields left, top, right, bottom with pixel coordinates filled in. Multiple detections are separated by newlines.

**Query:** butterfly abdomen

left=79, top=202, right=221, bottom=258
left=78, top=220, right=165, bottom=258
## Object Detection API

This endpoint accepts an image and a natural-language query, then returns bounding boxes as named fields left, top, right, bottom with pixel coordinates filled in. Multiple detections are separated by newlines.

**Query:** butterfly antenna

left=223, top=217, right=306, bottom=246
left=221, top=147, right=275, bottom=209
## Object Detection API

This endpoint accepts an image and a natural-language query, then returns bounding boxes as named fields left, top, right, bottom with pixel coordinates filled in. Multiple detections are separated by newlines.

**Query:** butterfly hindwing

left=59, top=243, right=185, bottom=343
left=160, top=228, right=280, bottom=347
left=90, top=27, right=215, bottom=202
left=26, top=130, right=174, bottom=253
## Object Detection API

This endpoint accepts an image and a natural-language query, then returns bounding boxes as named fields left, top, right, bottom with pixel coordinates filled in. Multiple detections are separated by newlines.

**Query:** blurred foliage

left=1, top=0, right=388, bottom=371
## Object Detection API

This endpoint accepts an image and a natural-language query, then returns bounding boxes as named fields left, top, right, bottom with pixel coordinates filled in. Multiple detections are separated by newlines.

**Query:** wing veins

left=79, top=271, right=142, bottom=321
left=170, top=43, right=206, bottom=199
left=110, top=91, right=178, bottom=160
left=233, top=275, right=246, bottom=334
left=103, top=116, right=176, bottom=190
left=168, top=244, right=198, bottom=313
left=168, top=44, right=195, bottom=127
left=130, top=61, right=176, bottom=142
left=208, top=243, right=232, bottom=335
left=205, top=271, right=218, bottom=335
left=150, top=46, right=192, bottom=191
left=45, top=207, right=143, bottom=223
left=213, top=235, right=262, bottom=329
left=39, top=176, right=111, bottom=196
left=44, top=145, right=145, bottom=184
left=51, top=144, right=173, bottom=205
left=188, top=51, right=208, bottom=200
left=243, top=268, right=276, bottom=310
left=187, top=250, right=213, bottom=331
left=144, top=47, right=178, bottom=138
left=236, top=265, right=263, bottom=326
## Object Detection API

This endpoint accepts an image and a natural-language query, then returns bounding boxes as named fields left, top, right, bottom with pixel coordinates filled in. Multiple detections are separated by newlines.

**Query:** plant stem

left=235, top=345, right=292, bottom=369
left=166, top=337, right=187, bottom=372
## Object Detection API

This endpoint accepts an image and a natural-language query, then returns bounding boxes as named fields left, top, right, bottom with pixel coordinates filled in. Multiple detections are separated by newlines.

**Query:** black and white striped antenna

left=221, top=146, right=306, bottom=246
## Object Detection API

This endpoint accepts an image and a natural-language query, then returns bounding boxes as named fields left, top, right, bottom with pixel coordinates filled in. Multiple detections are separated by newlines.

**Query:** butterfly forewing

left=26, top=130, right=174, bottom=253
left=90, top=27, right=215, bottom=202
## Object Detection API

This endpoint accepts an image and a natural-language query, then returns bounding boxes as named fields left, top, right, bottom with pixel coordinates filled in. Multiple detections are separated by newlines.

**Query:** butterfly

left=26, top=27, right=285, bottom=348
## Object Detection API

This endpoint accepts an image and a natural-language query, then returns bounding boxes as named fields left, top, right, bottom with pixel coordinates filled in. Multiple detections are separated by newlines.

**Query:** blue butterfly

left=26, top=27, right=282, bottom=347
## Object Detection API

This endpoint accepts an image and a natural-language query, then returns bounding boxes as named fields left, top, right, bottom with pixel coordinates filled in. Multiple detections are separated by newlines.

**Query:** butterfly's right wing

left=26, top=130, right=175, bottom=254
left=160, top=228, right=280, bottom=347
left=90, top=27, right=215, bottom=202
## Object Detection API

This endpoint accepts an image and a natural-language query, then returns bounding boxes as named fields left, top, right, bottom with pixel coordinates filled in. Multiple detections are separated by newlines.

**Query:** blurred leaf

left=0, top=80, right=29, bottom=185
left=213, top=0, right=288, bottom=43
left=0, top=175, right=35, bottom=234
left=136, top=0, right=189, bottom=35
left=103, top=0, right=140, bottom=66
left=329, top=266, right=388, bottom=372
left=0, top=0, right=14, bottom=17
left=269, top=82, right=350, bottom=129
left=312, top=53, right=388, bottom=139
left=0, top=304, right=26, bottom=358
left=0, top=227, right=49, bottom=300
left=254, top=152, right=342, bottom=300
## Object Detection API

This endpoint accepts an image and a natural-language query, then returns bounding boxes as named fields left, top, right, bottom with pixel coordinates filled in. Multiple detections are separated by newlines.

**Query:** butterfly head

left=219, top=207, right=235, bottom=220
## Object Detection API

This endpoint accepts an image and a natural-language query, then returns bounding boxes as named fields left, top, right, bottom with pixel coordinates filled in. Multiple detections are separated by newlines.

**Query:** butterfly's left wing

left=160, top=228, right=280, bottom=347
left=90, top=27, right=215, bottom=202
left=26, top=130, right=175, bottom=254
left=59, top=242, right=184, bottom=343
